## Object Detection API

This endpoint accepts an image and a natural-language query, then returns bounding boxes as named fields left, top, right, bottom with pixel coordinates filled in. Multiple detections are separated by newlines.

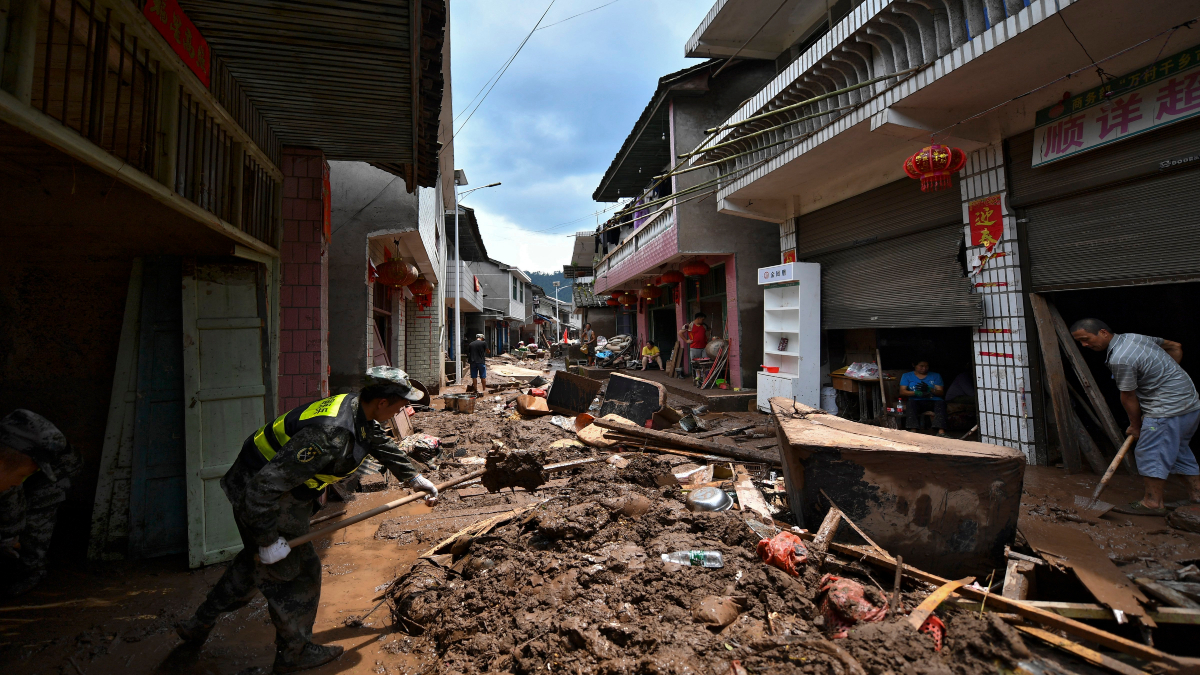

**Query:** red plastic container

left=761, top=365, right=780, bottom=373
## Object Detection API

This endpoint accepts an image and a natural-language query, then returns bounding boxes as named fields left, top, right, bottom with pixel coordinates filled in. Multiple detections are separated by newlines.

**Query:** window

left=512, top=275, right=518, bottom=300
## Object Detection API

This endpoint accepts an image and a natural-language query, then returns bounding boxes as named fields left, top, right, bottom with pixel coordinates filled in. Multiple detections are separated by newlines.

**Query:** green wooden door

left=182, top=259, right=271, bottom=568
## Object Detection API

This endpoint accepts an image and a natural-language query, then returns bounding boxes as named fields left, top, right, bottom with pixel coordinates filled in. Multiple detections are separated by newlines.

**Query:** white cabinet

left=756, top=263, right=820, bottom=412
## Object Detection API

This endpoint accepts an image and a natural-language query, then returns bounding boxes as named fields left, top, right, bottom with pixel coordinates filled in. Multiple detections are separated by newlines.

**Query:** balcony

left=593, top=205, right=675, bottom=293
left=446, top=263, right=483, bottom=312
left=689, top=0, right=1195, bottom=219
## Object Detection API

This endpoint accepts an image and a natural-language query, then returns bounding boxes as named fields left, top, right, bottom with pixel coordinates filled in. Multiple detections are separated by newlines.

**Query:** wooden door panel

left=183, top=259, right=269, bottom=568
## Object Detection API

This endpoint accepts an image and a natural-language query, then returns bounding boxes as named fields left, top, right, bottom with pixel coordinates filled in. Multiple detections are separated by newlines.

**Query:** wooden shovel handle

left=286, top=468, right=488, bottom=549
left=1095, top=436, right=1135, bottom=496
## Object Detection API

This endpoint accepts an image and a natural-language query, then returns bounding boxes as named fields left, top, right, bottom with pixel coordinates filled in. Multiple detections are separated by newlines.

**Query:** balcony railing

left=594, top=206, right=674, bottom=283
left=447, top=263, right=483, bottom=311
left=29, top=0, right=281, bottom=248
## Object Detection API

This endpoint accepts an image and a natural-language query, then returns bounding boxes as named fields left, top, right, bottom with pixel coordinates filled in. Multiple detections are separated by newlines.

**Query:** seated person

left=640, top=341, right=664, bottom=371
left=900, top=359, right=947, bottom=436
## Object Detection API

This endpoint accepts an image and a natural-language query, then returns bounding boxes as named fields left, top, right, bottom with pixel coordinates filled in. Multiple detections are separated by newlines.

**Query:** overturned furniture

left=770, top=398, right=1025, bottom=579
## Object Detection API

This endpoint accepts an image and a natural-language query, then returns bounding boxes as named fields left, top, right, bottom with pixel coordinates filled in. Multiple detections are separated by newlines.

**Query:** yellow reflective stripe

left=299, top=394, right=347, bottom=421
left=271, top=414, right=290, bottom=447
left=303, top=455, right=368, bottom=492
left=253, top=427, right=276, bottom=459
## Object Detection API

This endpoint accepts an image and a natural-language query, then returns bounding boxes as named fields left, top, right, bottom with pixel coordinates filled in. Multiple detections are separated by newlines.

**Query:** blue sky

left=448, top=0, right=712, bottom=273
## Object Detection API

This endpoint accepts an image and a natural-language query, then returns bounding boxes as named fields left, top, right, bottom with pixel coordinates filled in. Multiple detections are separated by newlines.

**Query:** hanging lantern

left=618, top=292, right=637, bottom=306
left=639, top=284, right=663, bottom=300
left=660, top=270, right=685, bottom=284
left=681, top=260, right=710, bottom=277
left=606, top=297, right=620, bottom=306
left=903, top=144, right=966, bottom=192
left=409, top=277, right=434, bottom=295
left=376, top=260, right=418, bottom=289
left=651, top=275, right=663, bottom=286
left=610, top=291, right=623, bottom=299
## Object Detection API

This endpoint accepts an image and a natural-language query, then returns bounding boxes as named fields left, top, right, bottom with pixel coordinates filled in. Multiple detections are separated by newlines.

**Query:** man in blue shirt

left=900, top=359, right=947, bottom=436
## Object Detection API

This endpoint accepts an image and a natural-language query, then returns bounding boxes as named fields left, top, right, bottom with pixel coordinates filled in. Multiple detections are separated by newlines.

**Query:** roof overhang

left=592, top=61, right=719, bottom=202
left=686, top=0, right=825, bottom=59
left=178, top=0, right=446, bottom=188
left=445, top=206, right=489, bottom=262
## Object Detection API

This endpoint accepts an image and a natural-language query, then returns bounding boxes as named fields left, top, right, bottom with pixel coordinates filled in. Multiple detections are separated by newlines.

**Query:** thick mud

left=388, top=455, right=1033, bottom=675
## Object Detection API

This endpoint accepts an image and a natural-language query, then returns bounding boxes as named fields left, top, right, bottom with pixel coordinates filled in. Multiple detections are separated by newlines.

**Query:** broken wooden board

left=391, top=408, right=415, bottom=440
left=1020, top=518, right=1154, bottom=628
left=770, top=398, right=1025, bottom=578
left=734, top=465, right=773, bottom=521
left=1029, top=293, right=1083, bottom=474
left=598, top=372, right=666, bottom=428
left=491, top=364, right=544, bottom=380
left=545, top=369, right=603, bottom=415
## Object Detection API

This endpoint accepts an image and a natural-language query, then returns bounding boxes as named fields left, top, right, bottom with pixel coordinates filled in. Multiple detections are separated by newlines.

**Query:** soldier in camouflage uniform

left=176, top=367, right=438, bottom=673
left=0, top=410, right=81, bottom=597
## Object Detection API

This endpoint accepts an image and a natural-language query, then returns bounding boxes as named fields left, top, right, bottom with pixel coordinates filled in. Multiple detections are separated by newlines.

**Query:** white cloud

left=449, top=0, right=711, bottom=269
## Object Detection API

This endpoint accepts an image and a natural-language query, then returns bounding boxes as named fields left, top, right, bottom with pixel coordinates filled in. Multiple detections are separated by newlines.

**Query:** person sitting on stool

left=640, top=341, right=663, bottom=371
left=900, top=359, right=947, bottom=436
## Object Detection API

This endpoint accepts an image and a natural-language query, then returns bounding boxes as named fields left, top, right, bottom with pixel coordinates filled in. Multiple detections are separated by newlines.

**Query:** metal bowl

left=686, top=486, right=734, bottom=512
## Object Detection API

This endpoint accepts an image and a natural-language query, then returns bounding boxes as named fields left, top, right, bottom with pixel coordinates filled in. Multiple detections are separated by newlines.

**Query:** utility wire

left=535, top=0, right=623, bottom=31
left=453, top=1, right=557, bottom=138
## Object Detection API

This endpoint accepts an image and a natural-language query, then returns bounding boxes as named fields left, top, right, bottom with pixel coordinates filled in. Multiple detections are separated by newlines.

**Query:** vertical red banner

left=143, top=0, right=211, bottom=87
left=968, top=194, right=1003, bottom=250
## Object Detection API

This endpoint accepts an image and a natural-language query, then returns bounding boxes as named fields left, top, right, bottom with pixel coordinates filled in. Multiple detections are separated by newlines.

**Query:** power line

left=535, top=0, right=623, bottom=31
left=453, top=1, right=557, bottom=139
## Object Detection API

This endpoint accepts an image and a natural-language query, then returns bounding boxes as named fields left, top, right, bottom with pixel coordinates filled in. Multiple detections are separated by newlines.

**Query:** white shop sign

left=758, top=263, right=795, bottom=285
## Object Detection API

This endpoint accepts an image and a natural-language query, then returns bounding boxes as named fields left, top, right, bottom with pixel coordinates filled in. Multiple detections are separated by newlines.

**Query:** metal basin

left=686, top=486, right=733, bottom=512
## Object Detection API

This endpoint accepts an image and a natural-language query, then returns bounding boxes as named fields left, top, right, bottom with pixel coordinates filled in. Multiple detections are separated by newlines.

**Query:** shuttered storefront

left=1008, top=117, right=1200, bottom=291
left=796, top=178, right=981, bottom=329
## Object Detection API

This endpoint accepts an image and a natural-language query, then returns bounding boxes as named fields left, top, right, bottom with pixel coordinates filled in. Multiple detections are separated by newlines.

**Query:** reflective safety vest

left=242, top=394, right=368, bottom=496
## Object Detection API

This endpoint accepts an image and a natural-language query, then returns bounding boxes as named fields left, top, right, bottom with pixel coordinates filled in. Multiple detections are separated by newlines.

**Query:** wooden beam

left=805, top=536, right=1186, bottom=670
left=1029, top=293, right=1083, bottom=473
left=155, top=69, right=180, bottom=189
left=1072, top=407, right=1112, bottom=476
left=0, top=87, right=278, bottom=258
left=1047, top=300, right=1137, bottom=476
left=1015, top=625, right=1150, bottom=675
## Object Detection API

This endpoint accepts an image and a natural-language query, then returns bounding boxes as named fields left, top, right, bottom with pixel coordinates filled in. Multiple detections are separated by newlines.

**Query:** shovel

left=1074, top=435, right=1135, bottom=518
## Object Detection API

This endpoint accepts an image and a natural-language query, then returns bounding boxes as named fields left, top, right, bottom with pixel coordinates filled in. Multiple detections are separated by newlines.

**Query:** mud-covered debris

left=482, top=449, right=547, bottom=493
left=616, top=454, right=674, bottom=488
left=817, top=574, right=888, bottom=638
left=692, top=595, right=748, bottom=627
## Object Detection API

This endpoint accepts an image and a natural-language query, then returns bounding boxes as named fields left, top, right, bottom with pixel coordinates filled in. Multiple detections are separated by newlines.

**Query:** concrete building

left=0, top=0, right=449, bottom=567
left=683, top=0, right=1200, bottom=465
left=590, top=59, right=780, bottom=388
left=445, top=205, right=490, bottom=372
left=468, top=258, right=533, bottom=354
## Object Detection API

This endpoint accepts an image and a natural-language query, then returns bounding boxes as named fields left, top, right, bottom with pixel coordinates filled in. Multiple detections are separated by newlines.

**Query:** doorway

left=650, top=306, right=677, bottom=364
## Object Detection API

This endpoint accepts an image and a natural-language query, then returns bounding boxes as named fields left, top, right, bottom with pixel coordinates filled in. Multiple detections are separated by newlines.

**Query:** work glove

left=0, top=536, right=19, bottom=560
left=915, top=383, right=930, bottom=396
left=258, top=536, right=292, bottom=565
left=408, top=474, right=439, bottom=506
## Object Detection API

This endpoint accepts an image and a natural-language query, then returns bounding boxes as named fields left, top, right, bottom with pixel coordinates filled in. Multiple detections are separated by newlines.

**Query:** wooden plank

left=1048, top=300, right=1138, bottom=476
left=89, top=258, right=144, bottom=562
left=733, top=465, right=773, bottom=521
left=950, top=599, right=1200, bottom=624
left=593, top=418, right=782, bottom=465
left=1019, top=519, right=1154, bottom=628
left=807, top=537, right=1182, bottom=669
left=821, top=490, right=893, bottom=561
left=1072, top=407, right=1111, bottom=476
left=1029, top=293, right=1082, bottom=474
left=908, top=577, right=974, bottom=630
left=1015, top=625, right=1149, bottom=675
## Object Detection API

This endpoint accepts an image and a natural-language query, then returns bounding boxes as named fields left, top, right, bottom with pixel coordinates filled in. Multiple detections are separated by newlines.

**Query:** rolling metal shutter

left=807, top=224, right=982, bottom=329
left=795, top=177, right=962, bottom=256
left=1008, top=119, right=1200, bottom=291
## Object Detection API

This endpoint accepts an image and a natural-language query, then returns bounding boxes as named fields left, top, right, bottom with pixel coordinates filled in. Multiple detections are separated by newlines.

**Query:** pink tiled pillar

left=278, top=147, right=330, bottom=413
left=722, top=255, right=742, bottom=389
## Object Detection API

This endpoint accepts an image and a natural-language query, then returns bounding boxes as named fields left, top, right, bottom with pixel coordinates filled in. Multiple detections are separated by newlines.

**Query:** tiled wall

left=278, top=147, right=329, bottom=413
left=405, top=293, right=441, bottom=390
left=960, top=145, right=1037, bottom=463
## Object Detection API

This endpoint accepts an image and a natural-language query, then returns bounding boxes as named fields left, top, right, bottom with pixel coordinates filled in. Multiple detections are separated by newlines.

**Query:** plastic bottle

left=661, top=550, right=725, bottom=568
left=896, top=398, right=905, bottom=414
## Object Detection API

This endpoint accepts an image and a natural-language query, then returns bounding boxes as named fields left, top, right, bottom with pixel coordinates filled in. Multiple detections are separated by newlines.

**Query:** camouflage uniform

left=191, top=394, right=421, bottom=655
left=0, top=410, right=81, bottom=597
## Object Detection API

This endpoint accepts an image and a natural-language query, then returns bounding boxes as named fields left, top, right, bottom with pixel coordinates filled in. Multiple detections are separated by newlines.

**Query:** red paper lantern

left=903, top=144, right=966, bottom=192
left=610, top=291, right=623, bottom=299
left=376, top=260, right=418, bottom=289
left=606, top=297, right=620, bottom=306
left=660, top=270, right=685, bottom=284
left=618, top=292, right=637, bottom=306
left=639, top=284, right=664, bottom=300
left=651, top=275, right=663, bottom=286
left=409, top=277, right=434, bottom=295
left=681, top=260, right=710, bottom=277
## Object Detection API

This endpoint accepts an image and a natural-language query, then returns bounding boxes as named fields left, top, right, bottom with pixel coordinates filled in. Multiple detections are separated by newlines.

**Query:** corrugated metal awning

left=178, top=0, right=445, bottom=185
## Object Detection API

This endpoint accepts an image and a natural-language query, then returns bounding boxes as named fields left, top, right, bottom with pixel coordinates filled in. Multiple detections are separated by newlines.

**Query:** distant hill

left=528, top=271, right=569, bottom=296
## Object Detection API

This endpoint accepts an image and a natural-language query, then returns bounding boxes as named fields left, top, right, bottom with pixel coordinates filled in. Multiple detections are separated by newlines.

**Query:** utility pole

left=452, top=172, right=500, bottom=384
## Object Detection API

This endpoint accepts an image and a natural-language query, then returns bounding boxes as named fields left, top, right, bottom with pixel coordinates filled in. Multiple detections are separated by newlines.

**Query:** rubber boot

left=175, top=615, right=215, bottom=645
left=273, top=642, right=344, bottom=673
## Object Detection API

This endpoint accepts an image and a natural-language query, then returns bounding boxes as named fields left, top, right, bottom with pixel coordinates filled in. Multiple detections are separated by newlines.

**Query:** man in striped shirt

left=1072, top=318, right=1200, bottom=516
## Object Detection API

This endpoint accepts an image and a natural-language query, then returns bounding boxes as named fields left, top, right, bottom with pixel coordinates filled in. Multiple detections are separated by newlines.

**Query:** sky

left=448, top=0, right=713, bottom=274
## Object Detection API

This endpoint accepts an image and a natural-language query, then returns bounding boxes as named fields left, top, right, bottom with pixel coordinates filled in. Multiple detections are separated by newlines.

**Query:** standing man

left=582, top=323, right=597, bottom=367
left=175, top=367, right=439, bottom=672
left=678, top=313, right=708, bottom=374
left=0, top=410, right=81, bottom=597
left=467, top=333, right=489, bottom=393
left=1072, top=319, right=1200, bottom=516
